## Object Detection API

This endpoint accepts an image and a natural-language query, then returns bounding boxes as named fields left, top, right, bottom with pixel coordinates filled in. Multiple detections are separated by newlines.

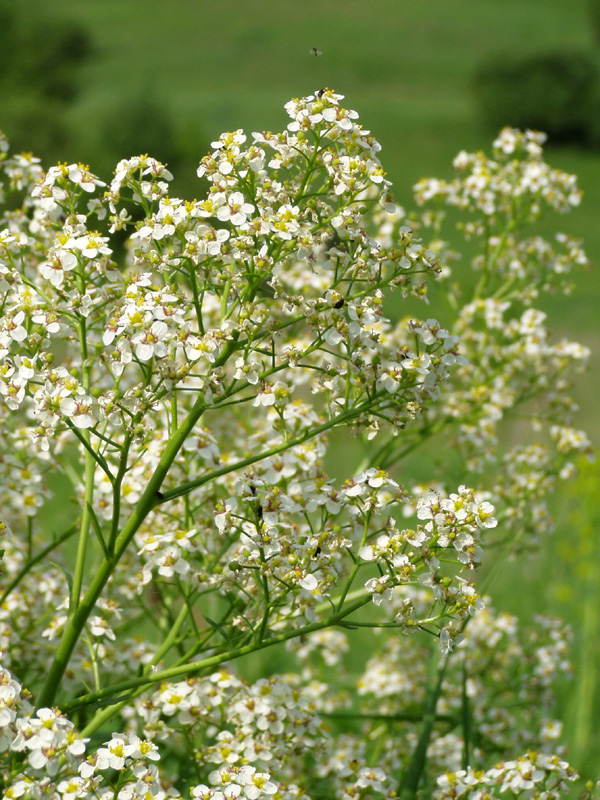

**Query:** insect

left=310, top=47, right=323, bottom=57
left=316, top=88, right=326, bottom=98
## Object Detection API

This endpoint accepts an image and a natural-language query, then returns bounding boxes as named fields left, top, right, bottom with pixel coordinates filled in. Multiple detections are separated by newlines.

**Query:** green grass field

left=4, top=0, right=600, bottom=783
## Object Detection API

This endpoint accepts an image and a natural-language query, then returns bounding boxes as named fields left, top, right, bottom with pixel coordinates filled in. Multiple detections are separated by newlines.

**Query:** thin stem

left=109, top=435, right=132, bottom=556
left=64, top=420, right=114, bottom=480
left=398, top=646, right=448, bottom=800
left=70, top=593, right=373, bottom=723
left=36, top=333, right=248, bottom=710
left=461, top=658, right=473, bottom=770
left=160, top=396, right=376, bottom=505
left=83, top=628, right=102, bottom=692
left=323, top=710, right=455, bottom=725
left=70, top=445, right=95, bottom=614
left=70, top=273, right=99, bottom=614
left=149, top=602, right=191, bottom=668
left=188, top=264, right=205, bottom=334
left=336, top=512, right=370, bottom=611
left=27, top=518, right=33, bottom=561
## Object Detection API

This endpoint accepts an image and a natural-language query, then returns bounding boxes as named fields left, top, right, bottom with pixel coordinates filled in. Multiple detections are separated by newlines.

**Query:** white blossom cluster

left=435, top=751, right=577, bottom=800
left=0, top=91, right=591, bottom=797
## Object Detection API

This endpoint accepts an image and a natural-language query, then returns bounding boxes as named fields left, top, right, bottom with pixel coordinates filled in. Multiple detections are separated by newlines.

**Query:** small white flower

left=216, top=191, right=255, bottom=226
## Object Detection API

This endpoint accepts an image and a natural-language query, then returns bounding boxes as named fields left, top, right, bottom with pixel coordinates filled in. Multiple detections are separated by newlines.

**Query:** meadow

left=2, top=0, right=599, bottom=788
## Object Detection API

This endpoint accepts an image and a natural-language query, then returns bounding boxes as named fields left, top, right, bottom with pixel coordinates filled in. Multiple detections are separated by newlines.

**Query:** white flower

left=299, top=573, right=318, bottom=591
left=57, top=777, right=87, bottom=800
left=2, top=311, right=27, bottom=344
left=39, top=248, right=78, bottom=288
left=216, top=192, right=255, bottom=226
left=88, top=615, right=116, bottom=640
left=96, top=734, right=128, bottom=771
left=132, top=320, right=169, bottom=361
left=68, top=164, right=105, bottom=192
left=364, top=576, right=393, bottom=606
left=73, top=233, right=112, bottom=259
left=123, top=733, right=160, bottom=761
left=473, top=500, right=497, bottom=529
left=60, top=396, right=95, bottom=429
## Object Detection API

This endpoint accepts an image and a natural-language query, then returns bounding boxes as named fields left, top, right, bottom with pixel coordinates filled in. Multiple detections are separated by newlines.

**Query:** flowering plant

left=0, top=90, right=592, bottom=799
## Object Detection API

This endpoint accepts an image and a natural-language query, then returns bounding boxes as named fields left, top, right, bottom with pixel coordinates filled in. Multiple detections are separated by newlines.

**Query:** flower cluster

left=0, top=92, right=591, bottom=798
left=435, top=752, right=577, bottom=800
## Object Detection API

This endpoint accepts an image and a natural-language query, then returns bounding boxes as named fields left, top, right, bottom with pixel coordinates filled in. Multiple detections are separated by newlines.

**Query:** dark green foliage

left=0, top=2, right=208, bottom=193
left=1, top=96, right=70, bottom=161
left=473, top=49, right=600, bottom=147
left=588, top=0, right=600, bottom=47
left=96, top=96, right=209, bottom=195
left=98, top=96, right=181, bottom=172
left=0, top=9, right=93, bottom=102
left=0, top=2, right=92, bottom=162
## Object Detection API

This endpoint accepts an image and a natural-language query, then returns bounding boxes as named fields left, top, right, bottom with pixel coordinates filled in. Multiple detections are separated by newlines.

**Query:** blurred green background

left=2, top=0, right=599, bottom=782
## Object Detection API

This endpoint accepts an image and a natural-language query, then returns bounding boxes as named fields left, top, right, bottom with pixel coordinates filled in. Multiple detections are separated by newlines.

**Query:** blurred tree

left=473, top=49, right=600, bottom=147
left=0, top=7, right=92, bottom=101
left=0, top=1, right=92, bottom=161
left=94, top=94, right=210, bottom=198
left=98, top=95, right=181, bottom=174
left=0, top=2, right=208, bottom=195
left=588, top=0, right=600, bottom=46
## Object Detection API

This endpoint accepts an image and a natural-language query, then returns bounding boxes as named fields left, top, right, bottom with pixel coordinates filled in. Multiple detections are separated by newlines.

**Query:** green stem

left=68, top=593, right=373, bottom=721
left=64, top=420, right=113, bottom=479
left=336, top=513, right=370, bottom=611
left=323, top=710, right=455, bottom=724
left=571, top=579, right=598, bottom=762
left=79, top=600, right=208, bottom=738
left=109, top=436, right=132, bottom=556
left=398, top=646, right=448, bottom=800
left=84, top=628, right=102, bottom=692
left=70, top=445, right=95, bottom=613
left=27, top=517, right=33, bottom=561
left=35, top=398, right=208, bottom=710
left=461, top=658, right=472, bottom=770
left=293, top=134, right=322, bottom=203
left=36, top=335, right=245, bottom=710
left=188, top=264, right=205, bottom=334
left=70, top=293, right=96, bottom=613
left=160, top=396, right=375, bottom=504
left=150, top=601, right=190, bottom=668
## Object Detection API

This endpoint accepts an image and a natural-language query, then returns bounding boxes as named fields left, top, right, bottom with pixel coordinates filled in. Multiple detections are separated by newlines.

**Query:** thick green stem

left=36, top=334, right=246, bottom=710
left=35, top=335, right=380, bottom=712
left=35, top=394, right=208, bottom=710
